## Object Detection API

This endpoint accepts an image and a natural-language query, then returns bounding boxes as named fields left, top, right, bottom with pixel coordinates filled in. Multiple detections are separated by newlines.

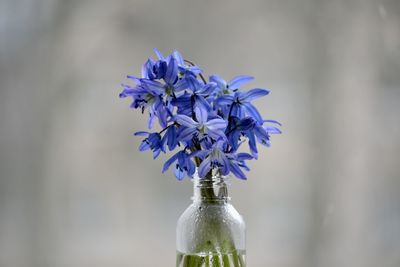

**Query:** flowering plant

left=120, top=49, right=281, bottom=180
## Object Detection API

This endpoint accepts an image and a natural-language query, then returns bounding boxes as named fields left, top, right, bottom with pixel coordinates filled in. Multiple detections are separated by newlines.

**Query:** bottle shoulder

left=177, top=202, right=245, bottom=226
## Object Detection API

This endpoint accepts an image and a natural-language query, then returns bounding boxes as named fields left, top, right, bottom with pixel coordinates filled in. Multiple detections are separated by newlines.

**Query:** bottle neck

left=192, top=171, right=230, bottom=204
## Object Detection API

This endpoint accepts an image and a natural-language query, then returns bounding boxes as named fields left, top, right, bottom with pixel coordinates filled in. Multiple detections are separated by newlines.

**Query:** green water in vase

left=177, top=250, right=246, bottom=267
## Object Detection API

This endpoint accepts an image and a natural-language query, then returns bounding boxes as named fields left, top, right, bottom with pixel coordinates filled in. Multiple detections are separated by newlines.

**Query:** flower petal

left=185, top=76, right=202, bottom=92
left=140, top=79, right=164, bottom=95
left=207, top=129, right=226, bottom=141
left=153, top=48, right=164, bottom=60
left=219, top=153, right=230, bottom=176
left=174, top=78, right=188, bottom=92
left=134, top=131, right=149, bottom=136
left=139, top=140, right=150, bottom=151
left=175, top=114, right=197, bottom=127
left=263, top=119, right=282, bottom=126
left=194, top=105, right=208, bottom=124
left=265, top=126, right=282, bottom=134
left=240, top=88, right=269, bottom=102
left=194, top=95, right=211, bottom=112
left=229, top=161, right=247, bottom=180
left=236, top=153, right=253, bottom=161
left=216, top=95, right=234, bottom=106
left=205, top=118, right=227, bottom=130
left=174, top=165, right=185, bottom=180
left=172, top=50, right=184, bottom=65
left=198, top=157, right=211, bottom=178
left=228, top=75, right=254, bottom=89
left=242, top=103, right=263, bottom=124
left=162, top=152, right=179, bottom=173
left=210, top=74, right=227, bottom=89
left=165, top=57, right=178, bottom=85
left=178, top=127, right=197, bottom=141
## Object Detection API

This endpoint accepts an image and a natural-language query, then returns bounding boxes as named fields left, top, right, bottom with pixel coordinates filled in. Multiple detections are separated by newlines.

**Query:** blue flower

left=162, top=150, right=196, bottom=180
left=175, top=111, right=227, bottom=143
left=161, top=124, right=178, bottom=151
left=216, top=88, right=269, bottom=123
left=171, top=50, right=203, bottom=77
left=193, top=140, right=253, bottom=179
left=171, top=76, right=216, bottom=119
left=210, top=75, right=254, bottom=95
left=141, top=58, right=167, bottom=80
left=120, top=81, right=168, bottom=128
left=120, top=49, right=281, bottom=181
left=226, top=117, right=281, bottom=158
left=135, top=131, right=165, bottom=159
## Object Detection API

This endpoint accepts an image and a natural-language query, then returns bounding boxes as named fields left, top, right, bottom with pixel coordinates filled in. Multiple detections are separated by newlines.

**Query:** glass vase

left=176, top=171, right=246, bottom=267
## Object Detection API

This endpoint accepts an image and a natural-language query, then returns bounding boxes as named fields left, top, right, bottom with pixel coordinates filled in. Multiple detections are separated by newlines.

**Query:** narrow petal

left=229, top=161, right=247, bottom=180
left=153, top=48, right=164, bottom=60
left=167, top=126, right=177, bottom=150
left=140, top=79, right=164, bottom=95
left=174, top=78, right=188, bottom=92
left=153, top=148, right=161, bottom=159
left=139, top=140, right=150, bottom=151
left=242, top=103, right=263, bottom=124
left=263, top=119, right=282, bottom=126
left=134, top=131, right=149, bottom=136
left=230, top=104, right=245, bottom=119
left=185, top=76, right=202, bottom=92
left=200, top=82, right=217, bottom=95
left=186, top=158, right=196, bottom=176
left=240, top=88, right=269, bottom=102
left=209, top=75, right=227, bottom=89
left=165, top=57, right=178, bottom=85
left=198, top=157, right=211, bottom=178
left=194, top=95, right=211, bottom=112
left=141, top=59, right=155, bottom=79
left=236, top=153, right=253, bottom=161
left=175, top=114, right=197, bottom=127
left=162, top=152, right=179, bottom=172
left=265, top=126, right=282, bottom=134
left=215, top=95, right=234, bottom=106
left=247, top=131, right=258, bottom=159
left=174, top=165, right=185, bottom=180
left=205, top=118, right=227, bottom=130
left=254, top=125, right=269, bottom=141
left=207, top=129, right=226, bottom=141
left=219, top=153, right=230, bottom=176
left=178, top=127, right=197, bottom=141
left=228, top=75, right=254, bottom=89
left=194, top=105, right=208, bottom=124
left=172, top=50, right=184, bottom=65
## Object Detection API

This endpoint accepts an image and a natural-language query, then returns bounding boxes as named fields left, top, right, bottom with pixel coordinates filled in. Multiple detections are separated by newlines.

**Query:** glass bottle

left=176, top=170, right=246, bottom=267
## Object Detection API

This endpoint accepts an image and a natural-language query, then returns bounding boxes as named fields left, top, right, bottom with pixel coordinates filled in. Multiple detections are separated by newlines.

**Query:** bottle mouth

left=191, top=170, right=231, bottom=203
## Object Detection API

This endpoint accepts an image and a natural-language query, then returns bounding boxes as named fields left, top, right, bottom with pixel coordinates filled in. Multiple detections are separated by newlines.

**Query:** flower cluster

left=120, top=49, right=281, bottom=180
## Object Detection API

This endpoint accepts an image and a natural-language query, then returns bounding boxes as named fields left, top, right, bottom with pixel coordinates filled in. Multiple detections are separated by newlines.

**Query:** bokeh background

left=1, top=0, right=400, bottom=266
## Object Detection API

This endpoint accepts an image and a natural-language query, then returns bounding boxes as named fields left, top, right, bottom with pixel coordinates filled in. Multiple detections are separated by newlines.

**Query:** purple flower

left=161, top=124, right=178, bottom=151
left=162, top=150, right=196, bottom=180
left=135, top=131, right=165, bottom=159
left=120, top=49, right=281, bottom=181
left=210, top=75, right=254, bottom=95
left=171, top=76, right=216, bottom=119
left=226, top=117, right=281, bottom=159
left=175, top=111, right=227, bottom=143
left=216, top=88, right=269, bottom=123
left=193, top=140, right=253, bottom=180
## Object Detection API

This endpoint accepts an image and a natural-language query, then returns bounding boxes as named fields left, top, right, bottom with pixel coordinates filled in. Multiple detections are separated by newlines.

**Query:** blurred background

left=1, top=0, right=400, bottom=266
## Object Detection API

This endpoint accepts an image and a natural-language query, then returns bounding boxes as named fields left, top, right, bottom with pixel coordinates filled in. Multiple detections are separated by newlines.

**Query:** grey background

left=1, top=0, right=400, bottom=266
